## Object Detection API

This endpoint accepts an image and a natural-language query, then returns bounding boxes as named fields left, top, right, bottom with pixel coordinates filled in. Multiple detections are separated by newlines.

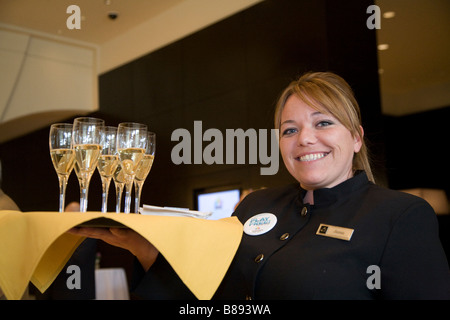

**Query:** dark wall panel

left=383, top=106, right=450, bottom=194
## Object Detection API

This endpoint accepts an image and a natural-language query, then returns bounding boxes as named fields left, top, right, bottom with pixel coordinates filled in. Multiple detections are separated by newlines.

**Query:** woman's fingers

left=68, top=227, right=129, bottom=248
left=68, top=227, right=159, bottom=271
left=68, top=227, right=111, bottom=239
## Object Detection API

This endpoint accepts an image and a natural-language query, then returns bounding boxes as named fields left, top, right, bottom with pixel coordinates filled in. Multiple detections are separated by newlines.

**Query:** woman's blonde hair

left=274, top=71, right=375, bottom=183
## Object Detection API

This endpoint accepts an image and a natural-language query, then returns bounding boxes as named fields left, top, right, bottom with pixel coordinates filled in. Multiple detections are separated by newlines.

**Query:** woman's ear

left=354, top=125, right=364, bottom=153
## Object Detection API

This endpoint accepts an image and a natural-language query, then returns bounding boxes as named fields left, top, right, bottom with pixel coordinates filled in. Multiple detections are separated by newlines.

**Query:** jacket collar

left=298, top=171, right=370, bottom=208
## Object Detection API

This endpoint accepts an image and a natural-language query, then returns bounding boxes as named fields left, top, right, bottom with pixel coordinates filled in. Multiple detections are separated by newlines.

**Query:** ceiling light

left=383, top=11, right=396, bottom=19
left=378, top=44, right=389, bottom=51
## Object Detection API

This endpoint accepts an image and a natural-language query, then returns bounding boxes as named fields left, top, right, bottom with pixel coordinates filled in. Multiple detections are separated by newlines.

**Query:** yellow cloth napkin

left=0, top=211, right=243, bottom=300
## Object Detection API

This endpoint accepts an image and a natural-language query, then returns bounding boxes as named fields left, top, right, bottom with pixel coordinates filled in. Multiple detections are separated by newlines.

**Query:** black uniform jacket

left=131, top=172, right=450, bottom=299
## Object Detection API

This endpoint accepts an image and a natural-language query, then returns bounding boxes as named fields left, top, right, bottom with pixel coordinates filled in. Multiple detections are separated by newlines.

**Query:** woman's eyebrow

left=280, top=119, right=296, bottom=126
left=280, top=112, right=324, bottom=126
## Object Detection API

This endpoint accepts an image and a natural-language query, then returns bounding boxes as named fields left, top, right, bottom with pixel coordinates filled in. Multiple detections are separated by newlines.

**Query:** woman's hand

left=68, top=227, right=158, bottom=271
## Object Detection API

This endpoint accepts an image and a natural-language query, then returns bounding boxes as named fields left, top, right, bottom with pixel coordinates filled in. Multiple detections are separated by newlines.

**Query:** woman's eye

left=317, top=120, right=333, bottom=127
left=282, top=128, right=297, bottom=136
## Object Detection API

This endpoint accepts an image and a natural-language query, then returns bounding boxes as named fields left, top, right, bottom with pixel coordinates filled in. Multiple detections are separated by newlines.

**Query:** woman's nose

left=297, top=127, right=317, bottom=146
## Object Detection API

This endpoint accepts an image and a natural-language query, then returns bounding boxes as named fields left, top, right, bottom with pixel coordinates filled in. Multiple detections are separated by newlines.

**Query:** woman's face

left=279, top=94, right=362, bottom=190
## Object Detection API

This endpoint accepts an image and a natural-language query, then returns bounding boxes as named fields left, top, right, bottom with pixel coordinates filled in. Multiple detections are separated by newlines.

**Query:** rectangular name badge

left=316, top=224, right=354, bottom=241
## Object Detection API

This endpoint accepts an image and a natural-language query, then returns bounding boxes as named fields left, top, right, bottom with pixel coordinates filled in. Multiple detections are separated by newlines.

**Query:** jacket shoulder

left=365, top=183, right=433, bottom=209
left=361, top=183, right=437, bottom=225
left=239, top=184, right=299, bottom=206
left=233, top=184, right=300, bottom=221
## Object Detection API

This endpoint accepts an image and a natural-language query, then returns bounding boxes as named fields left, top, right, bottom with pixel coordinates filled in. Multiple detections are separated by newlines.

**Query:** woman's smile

left=296, top=152, right=330, bottom=162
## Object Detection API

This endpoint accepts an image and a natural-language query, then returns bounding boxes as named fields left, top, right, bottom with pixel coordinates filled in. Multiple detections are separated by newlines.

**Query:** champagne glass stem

left=80, top=187, right=88, bottom=212
left=57, top=175, right=69, bottom=213
left=134, top=181, right=144, bottom=214
left=79, top=175, right=92, bottom=213
left=101, top=177, right=112, bottom=213
left=114, top=183, right=124, bottom=213
left=124, top=180, right=133, bottom=214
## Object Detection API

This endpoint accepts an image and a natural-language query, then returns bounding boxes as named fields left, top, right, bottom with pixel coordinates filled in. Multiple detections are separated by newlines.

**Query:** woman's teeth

left=298, top=153, right=328, bottom=162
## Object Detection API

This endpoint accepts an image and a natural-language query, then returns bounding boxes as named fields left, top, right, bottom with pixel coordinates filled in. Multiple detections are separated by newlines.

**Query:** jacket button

left=301, top=206, right=308, bottom=216
left=254, top=254, right=264, bottom=263
left=280, top=233, right=290, bottom=241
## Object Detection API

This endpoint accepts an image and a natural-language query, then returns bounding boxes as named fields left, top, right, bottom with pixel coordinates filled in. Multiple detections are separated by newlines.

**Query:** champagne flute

left=134, top=132, right=156, bottom=213
left=49, top=123, right=75, bottom=212
left=97, top=126, right=119, bottom=213
left=112, top=163, right=129, bottom=213
left=117, top=122, right=147, bottom=213
left=72, top=117, right=104, bottom=212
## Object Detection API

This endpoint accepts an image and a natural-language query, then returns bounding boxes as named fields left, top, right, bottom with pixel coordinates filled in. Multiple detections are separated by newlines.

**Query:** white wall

left=0, top=28, right=98, bottom=142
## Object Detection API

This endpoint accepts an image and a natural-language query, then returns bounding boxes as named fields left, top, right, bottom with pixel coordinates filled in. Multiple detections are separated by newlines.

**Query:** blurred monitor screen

left=196, top=188, right=240, bottom=220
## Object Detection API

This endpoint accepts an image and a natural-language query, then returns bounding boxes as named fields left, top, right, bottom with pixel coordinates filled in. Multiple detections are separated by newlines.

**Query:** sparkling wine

left=97, top=154, right=119, bottom=178
left=113, top=164, right=126, bottom=184
left=135, top=154, right=155, bottom=181
left=50, top=149, right=75, bottom=176
left=74, top=144, right=101, bottom=173
left=118, top=147, right=145, bottom=176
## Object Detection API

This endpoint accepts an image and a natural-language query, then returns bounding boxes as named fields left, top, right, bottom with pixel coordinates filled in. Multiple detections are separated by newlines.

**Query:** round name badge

left=243, top=213, right=277, bottom=236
